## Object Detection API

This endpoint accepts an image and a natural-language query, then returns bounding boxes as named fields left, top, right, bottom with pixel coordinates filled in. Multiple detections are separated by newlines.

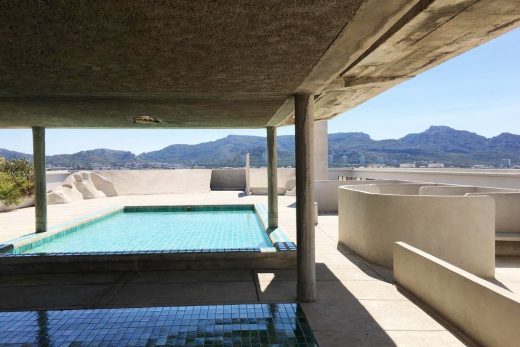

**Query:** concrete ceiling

left=0, top=0, right=519, bottom=128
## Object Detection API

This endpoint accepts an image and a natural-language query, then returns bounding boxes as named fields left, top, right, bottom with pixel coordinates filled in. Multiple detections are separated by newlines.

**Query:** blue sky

left=1, top=28, right=519, bottom=155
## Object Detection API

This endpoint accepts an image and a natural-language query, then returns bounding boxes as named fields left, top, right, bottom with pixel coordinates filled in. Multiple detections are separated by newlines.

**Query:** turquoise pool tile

left=0, top=304, right=318, bottom=346
left=13, top=207, right=272, bottom=254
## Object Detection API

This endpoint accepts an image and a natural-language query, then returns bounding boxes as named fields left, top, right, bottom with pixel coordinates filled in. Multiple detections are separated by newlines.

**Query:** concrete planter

left=0, top=196, right=34, bottom=212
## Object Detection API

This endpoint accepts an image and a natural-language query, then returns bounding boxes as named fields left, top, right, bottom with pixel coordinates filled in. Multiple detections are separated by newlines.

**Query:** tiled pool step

left=0, top=303, right=317, bottom=346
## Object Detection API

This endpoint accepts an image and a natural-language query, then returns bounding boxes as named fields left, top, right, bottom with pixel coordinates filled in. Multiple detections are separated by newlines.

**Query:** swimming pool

left=13, top=206, right=272, bottom=254
left=0, top=204, right=296, bottom=273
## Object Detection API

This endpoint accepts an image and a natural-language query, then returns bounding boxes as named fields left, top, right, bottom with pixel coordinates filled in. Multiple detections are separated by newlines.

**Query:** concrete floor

left=0, top=191, right=516, bottom=346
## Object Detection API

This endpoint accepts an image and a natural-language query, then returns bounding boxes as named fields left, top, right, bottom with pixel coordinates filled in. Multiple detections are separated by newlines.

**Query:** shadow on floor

left=255, top=263, right=398, bottom=346
left=336, top=243, right=394, bottom=283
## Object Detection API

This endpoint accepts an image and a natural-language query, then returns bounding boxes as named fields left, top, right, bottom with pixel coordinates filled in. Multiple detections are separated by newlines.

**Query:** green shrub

left=0, top=158, right=34, bottom=206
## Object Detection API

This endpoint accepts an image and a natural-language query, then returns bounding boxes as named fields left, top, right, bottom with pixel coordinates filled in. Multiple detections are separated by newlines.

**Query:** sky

left=1, top=28, right=519, bottom=155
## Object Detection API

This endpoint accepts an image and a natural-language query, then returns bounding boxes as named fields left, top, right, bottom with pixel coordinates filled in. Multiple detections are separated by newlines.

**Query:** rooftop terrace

left=1, top=191, right=519, bottom=345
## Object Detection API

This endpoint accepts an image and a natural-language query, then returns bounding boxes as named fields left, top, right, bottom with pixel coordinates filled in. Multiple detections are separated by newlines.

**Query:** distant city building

left=359, top=154, right=366, bottom=166
left=501, top=159, right=512, bottom=168
left=368, top=163, right=386, bottom=168
left=427, top=163, right=445, bottom=168
left=400, top=163, right=416, bottom=168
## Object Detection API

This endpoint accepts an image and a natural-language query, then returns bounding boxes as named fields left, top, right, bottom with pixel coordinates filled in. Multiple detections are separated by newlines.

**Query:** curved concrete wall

left=418, top=185, right=516, bottom=196
left=467, top=192, right=520, bottom=234
left=418, top=186, right=520, bottom=234
left=314, top=180, right=406, bottom=213
left=338, top=184, right=495, bottom=277
left=330, top=168, right=520, bottom=189
left=94, top=170, right=212, bottom=195
left=376, top=183, right=438, bottom=195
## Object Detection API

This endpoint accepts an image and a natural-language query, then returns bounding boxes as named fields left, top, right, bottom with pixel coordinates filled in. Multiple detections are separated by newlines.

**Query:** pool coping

left=0, top=204, right=296, bottom=274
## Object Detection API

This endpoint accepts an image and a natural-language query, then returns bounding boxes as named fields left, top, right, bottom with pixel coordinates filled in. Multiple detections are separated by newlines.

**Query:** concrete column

left=32, top=127, right=47, bottom=233
left=294, top=94, right=316, bottom=302
left=314, top=120, right=328, bottom=180
left=245, top=153, right=251, bottom=196
left=267, top=126, right=278, bottom=228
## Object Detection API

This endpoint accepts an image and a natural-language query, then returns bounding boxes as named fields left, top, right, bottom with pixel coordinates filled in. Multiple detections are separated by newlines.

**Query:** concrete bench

left=496, top=232, right=520, bottom=256
left=394, top=242, right=520, bottom=347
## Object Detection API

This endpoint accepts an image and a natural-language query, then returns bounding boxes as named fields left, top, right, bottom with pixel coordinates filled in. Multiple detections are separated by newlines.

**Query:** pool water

left=0, top=304, right=318, bottom=346
left=18, top=207, right=272, bottom=254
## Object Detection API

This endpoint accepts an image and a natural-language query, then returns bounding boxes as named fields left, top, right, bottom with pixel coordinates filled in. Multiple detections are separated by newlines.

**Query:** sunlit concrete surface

left=0, top=191, right=478, bottom=346
left=495, top=257, right=520, bottom=298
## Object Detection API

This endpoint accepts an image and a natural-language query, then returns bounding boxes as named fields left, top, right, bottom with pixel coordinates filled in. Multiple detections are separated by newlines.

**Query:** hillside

left=0, top=126, right=519, bottom=168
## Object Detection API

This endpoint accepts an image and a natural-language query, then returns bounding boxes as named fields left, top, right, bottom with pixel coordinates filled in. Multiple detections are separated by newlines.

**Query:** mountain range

left=1, top=126, right=519, bottom=168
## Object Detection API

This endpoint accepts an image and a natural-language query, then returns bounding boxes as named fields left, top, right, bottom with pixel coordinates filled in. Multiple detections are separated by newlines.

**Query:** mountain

left=0, top=126, right=519, bottom=168
left=138, top=135, right=295, bottom=167
left=0, top=148, right=32, bottom=161
left=46, top=149, right=136, bottom=167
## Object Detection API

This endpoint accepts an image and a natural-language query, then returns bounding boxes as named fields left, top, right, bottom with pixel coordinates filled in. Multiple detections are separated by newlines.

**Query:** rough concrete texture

left=0, top=1, right=518, bottom=127
left=0, top=1, right=362, bottom=128
left=312, top=0, right=520, bottom=121
left=394, top=242, right=520, bottom=347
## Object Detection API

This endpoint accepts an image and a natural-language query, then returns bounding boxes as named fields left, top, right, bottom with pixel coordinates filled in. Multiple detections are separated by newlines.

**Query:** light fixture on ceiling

left=133, top=115, right=162, bottom=124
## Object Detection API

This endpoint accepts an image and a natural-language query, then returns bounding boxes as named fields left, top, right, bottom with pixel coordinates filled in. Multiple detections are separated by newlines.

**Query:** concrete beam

left=32, top=127, right=47, bottom=233
left=267, top=126, right=278, bottom=229
left=312, top=0, right=520, bottom=120
left=295, top=94, right=316, bottom=302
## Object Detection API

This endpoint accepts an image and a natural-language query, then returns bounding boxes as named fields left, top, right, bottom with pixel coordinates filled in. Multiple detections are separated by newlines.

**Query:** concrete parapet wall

left=419, top=185, right=516, bottom=196
left=210, top=169, right=246, bottom=190
left=375, top=183, right=438, bottom=195
left=467, top=192, right=520, bottom=234
left=338, top=185, right=495, bottom=277
left=314, top=180, right=405, bottom=213
left=394, top=242, right=520, bottom=347
left=249, top=168, right=295, bottom=195
left=418, top=186, right=520, bottom=235
left=329, top=168, right=520, bottom=189
left=94, top=170, right=212, bottom=195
